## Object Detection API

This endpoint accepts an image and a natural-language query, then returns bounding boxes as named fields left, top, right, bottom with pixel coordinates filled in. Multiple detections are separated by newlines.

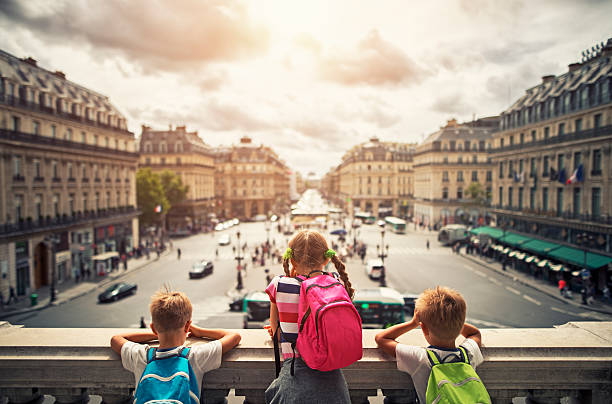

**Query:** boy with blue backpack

left=375, top=286, right=490, bottom=404
left=110, top=287, right=241, bottom=404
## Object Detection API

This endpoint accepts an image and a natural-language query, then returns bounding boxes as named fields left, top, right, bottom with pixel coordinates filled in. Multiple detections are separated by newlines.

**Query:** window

left=544, top=127, right=550, bottom=139
left=106, top=192, right=111, bottom=208
left=33, top=121, right=40, bottom=135
left=594, top=113, right=602, bottom=129
left=573, top=188, right=580, bottom=216
left=575, top=118, right=582, bottom=132
left=530, top=158, right=536, bottom=177
left=105, top=137, right=109, bottom=147
left=93, top=135, right=98, bottom=146
left=145, top=157, right=151, bottom=165
left=93, top=164, right=98, bottom=179
left=67, top=162, right=73, bottom=178
left=486, top=171, right=492, bottom=181
left=500, top=138, right=505, bottom=148
left=443, top=157, right=448, bottom=163
left=35, top=194, right=42, bottom=219
left=508, top=161, right=514, bottom=178
left=442, top=187, right=448, bottom=199
left=518, top=187, right=523, bottom=209
left=543, top=156, right=549, bottom=176
left=574, top=152, right=581, bottom=169
left=472, top=155, right=477, bottom=163
left=558, top=122, right=565, bottom=136
left=498, top=187, right=503, bottom=206
left=66, top=128, right=72, bottom=141
left=519, top=159, right=524, bottom=174
left=479, top=141, right=485, bottom=150
left=508, top=187, right=513, bottom=207
left=160, top=157, right=166, bottom=165
left=82, top=164, right=87, bottom=179
left=542, top=187, right=549, bottom=211
left=95, top=192, right=100, bottom=210
left=34, top=159, right=41, bottom=178
left=457, top=171, right=464, bottom=182
left=12, top=115, right=20, bottom=131
left=499, top=162, right=504, bottom=178
left=520, top=133, right=524, bottom=144
left=83, top=193, right=88, bottom=211
left=13, top=156, right=22, bottom=177
left=442, top=171, right=449, bottom=182
left=471, top=171, right=478, bottom=181
left=450, top=141, right=456, bottom=151
left=465, top=141, right=470, bottom=150
left=160, top=142, right=167, bottom=153
left=556, top=188, right=563, bottom=216
left=509, top=135, right=514, bottom=146
left=592, top=187, right=601, bottom=217
left=458, top=156, right=463, bottom=164
left=53, top=194, right=60, bottom=217
left=592, top=149, right=602, bottom=174
left=14, top=195, right=24, bottom=221
left=52, top=161, right=58, bottom=179
left=457, top=187, right=463, bottom=200
left=558, top=154, right=564, bottom=172
left=81, top=131, right=86, bottom=143
left=175, top=142, right=183, bottom=153
left=529, top=187, right=535, bottom=210
left=531, top=130, right=536, bottom=142
left=69, top=194, right=75, bottom=215
left=117, top=191, right=121, bottom=206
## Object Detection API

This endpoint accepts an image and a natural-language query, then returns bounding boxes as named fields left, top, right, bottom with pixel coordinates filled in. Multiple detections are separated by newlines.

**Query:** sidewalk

left=0, top=250, right=170, bottom=320
left=459, top=251, right=612, bottom=316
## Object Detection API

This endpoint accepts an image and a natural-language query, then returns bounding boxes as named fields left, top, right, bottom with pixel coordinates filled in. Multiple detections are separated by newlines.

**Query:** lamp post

left=265, top=220, right=271, bottom=246
left=575, top=232, right=593, bottom=284
left=45, top=234, right=60, bottom=303
left=235, top=230, right=244, bottom=291
left=376, top=226, right=389, bottom=287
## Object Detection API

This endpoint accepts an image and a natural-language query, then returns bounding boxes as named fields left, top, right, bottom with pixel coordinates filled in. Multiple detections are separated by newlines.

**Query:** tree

left=136, top=168, right=169, bottom=226
left=465, top=182, right=487, bottom=205
left=159, top=170, right=189, bottom=208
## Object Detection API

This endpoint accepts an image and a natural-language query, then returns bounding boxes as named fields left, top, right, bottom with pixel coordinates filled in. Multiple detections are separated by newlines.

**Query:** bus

left=384, top=216, right=407, bottom=234
left=355, top=212, right=376, bottom=225
left=353, top=287, right=405, bottom=329
left=438, top=224, right=468, bottom=246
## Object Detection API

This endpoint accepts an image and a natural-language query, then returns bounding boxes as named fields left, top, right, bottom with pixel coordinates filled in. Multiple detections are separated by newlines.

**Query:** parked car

left=98, top=282, right=137, bottom=303
left=365, top=259, right=385, bottom=280
left=241, top=291, right=271, bottom=329
left=352, top=219, right=362, bottom=228
left=330, top=228, right=347, bottom=236
left=218, top=234, right=231, bottom=246
left=253, top=214, right=267, bottom=222
left=189, top=260, right=214, bottom=279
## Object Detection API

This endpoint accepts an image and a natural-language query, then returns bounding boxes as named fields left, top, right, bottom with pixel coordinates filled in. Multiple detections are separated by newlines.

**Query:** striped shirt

left=265, top=275, right=305, bottom=359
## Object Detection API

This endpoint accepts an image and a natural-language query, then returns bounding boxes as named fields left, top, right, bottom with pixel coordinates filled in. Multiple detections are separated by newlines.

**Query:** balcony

left=0, top=129, right=138, bottom=159
left=0, top=206, right=139, bottom=240
left=0, top=323, right=610, bottom=404
left=492, top=206, right=612, bottom=226
left=493, top=124, right=612, bottom=153
left=0, top=95, right=132, bottom=135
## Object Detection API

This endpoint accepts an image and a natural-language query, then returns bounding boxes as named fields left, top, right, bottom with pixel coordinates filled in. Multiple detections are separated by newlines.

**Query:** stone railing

left=0, top=322, right=611, bottom=403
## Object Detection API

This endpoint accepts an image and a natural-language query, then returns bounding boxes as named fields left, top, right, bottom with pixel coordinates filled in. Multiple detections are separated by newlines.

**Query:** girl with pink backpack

left=264, top=230, right=363, bottom=404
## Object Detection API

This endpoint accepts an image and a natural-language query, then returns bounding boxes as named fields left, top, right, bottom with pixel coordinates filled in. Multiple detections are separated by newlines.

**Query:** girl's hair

left=283, top=229, right=354, bottom=298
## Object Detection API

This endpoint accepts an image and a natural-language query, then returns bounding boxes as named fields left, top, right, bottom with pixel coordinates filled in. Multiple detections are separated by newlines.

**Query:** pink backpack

left=296, top=274, right=363, bottom=372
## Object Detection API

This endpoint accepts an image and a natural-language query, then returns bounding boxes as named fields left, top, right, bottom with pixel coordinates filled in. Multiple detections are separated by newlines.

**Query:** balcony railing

left=0, top=206, right=139, bottom=239
left=0, top=129, right=138, bottom=159
left=0, top=95, right=132, bottom=135
left=0, top=323, right=610, bottom=404
left=491, top=206, right=612, bottom=225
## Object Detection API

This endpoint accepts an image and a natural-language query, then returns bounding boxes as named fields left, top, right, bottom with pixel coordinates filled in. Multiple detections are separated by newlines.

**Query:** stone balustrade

left=0, top=321, right=611, bottom=404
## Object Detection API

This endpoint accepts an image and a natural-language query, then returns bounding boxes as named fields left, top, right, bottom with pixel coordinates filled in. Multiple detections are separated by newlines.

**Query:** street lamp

left=265, top=220, right=271, bottom=246
left=376, top=226, right=389, bottom=287
left=235, top=230, right=244, bottom=291
left=45, top=234, right=60, bottom=303
left=575, top=232, right=594, bottom=284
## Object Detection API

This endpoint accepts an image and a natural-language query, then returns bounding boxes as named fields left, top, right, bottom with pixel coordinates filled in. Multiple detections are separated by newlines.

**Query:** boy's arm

left=110, top=331, right=157, bottom=355
left=460, top=322, right=482, bottom=347
left=189, top=325, right=241, bottom=354
left=374, top=313, right=420, bottom=358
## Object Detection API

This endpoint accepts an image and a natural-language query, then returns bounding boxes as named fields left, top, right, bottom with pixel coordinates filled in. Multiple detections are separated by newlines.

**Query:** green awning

left=498, top=232, right=533, bottom=247
left=469, top=226, right=504, bottom=239
left=547, top=247, right=612, bottom=270
left=525, top=256, right=539, bottom=264
left=537, top=260, right=549, bottom=268
left=549, top=264, right=565, bottom=272
left=521, top=239, right=563, bottom=255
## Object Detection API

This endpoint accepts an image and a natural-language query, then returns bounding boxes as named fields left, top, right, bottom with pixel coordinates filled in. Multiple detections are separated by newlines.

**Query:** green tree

left=136, top=168, right=169, bottom=226
left=160, top=170, right=189, bottom=207
left=465, top=182, right=487, bottom=205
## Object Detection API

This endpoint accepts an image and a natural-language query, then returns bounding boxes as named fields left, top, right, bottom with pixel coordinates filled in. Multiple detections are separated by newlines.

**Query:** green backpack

left=425, top=347, right=491, bottom=404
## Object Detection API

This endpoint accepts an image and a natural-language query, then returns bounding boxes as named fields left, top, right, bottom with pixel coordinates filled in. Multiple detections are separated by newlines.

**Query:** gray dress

left=265, top=357, right=351, bottom=404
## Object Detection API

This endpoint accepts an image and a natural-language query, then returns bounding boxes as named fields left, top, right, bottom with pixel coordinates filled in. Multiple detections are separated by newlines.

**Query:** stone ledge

left=0, top=322, right=611, bottom=403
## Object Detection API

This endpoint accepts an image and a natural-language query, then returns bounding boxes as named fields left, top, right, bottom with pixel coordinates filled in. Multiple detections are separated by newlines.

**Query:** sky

left=1, top=0, right=610, bottom=177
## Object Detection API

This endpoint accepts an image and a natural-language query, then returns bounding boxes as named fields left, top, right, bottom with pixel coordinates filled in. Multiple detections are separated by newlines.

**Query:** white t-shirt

left=396, top=338, right=484, bottom=404
left=121, top=340, right=222, bottom=393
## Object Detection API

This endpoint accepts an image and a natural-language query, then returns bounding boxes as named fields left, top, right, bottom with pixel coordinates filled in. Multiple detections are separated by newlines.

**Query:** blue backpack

left=134, top=346, right=199, bottom=404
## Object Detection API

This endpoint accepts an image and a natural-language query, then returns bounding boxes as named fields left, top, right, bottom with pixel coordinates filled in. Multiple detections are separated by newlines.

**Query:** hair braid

left=331, top=254, right=354, bottom=299
left=282, top=258, right=291, bottom=277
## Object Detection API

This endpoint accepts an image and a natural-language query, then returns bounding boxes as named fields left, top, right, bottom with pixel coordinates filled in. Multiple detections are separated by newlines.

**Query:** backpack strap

left=457, top=346, right=469, bottom=364
left=426, top=349, right=441, bottom=367
left=146, top=347, right=157, bottom=364
left=178, top=346, right=191, bottom=359
left=273, top=326, right=281, bottom=378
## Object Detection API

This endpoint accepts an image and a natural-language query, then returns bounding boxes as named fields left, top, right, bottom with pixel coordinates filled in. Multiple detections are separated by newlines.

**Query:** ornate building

left=413, top=117, right=498, bottom=227
left=139, top=125, right=215, bottom=231
left=0, top=51, right=139, bottom=298
left=214, top=137, right=290, bottom=219
left=328, top=138, right=416, bottom=218
left=491, top=39, right=612, bottom=254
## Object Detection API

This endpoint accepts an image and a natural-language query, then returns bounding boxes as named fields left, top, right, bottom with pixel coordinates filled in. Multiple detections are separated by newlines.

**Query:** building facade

left=330, top=138, right=416, bottom=218
left=413, top=117, right=498, bottom=228
left=139, top=125, right=215, bottom=231
left=0, top=51, right=139, bottom=298
left=491, top=39, right=612, bottom=255
left=214, top=137, right=290, bottom=219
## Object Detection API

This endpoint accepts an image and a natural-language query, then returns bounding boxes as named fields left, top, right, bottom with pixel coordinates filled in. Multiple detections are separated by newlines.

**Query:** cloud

left=431, top=92, right=474, bottom=115
left=0, top=0, right=268, bottom=72
left=318, top=30, right=427, bottom=86
left=197, top=71, right=229, bottom=91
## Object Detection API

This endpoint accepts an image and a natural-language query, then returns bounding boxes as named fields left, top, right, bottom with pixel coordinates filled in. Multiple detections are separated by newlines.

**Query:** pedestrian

left=603, top=286, right=611, bottom=304
left=558, top=279, right=567, bottom=296
left=123, top=256, right=128, bottom=271
left=8, top=286, right=18, bottom=305
left=581, top=286, right=588, bottom=305
left=156, top=248, right=160, bottom=259
left=177, top=248, right=182, bottom=260
left=502, top=257, right=507, bottom=271
left=139, top=316, right=146, bottom=329
left=264, top=268, right=273, bottom=287
left=215, top=248, right=219, bottom=258
left=426, top=240, right=430, bottom=250
left=587, top=285, right=595, bottom=305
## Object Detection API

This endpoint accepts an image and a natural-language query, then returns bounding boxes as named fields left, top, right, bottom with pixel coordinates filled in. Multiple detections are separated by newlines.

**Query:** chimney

left=444, top=118, right=458, bottom=128
left=22, top=57, right=37, bottom=67
left=369, top=137, right=379, bottom=143
left=542, top=75, right=555, bottom=84
left=568, top=63, right=581, bottom=73
left=240, top=136, right=252, bottom=144
left=141, top=124, right=150, bottom=134
left=53, top=71, right=66, bottom=80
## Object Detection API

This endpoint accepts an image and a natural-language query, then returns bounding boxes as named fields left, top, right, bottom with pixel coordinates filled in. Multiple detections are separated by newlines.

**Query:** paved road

left=10, top=221, right=611, bottom=329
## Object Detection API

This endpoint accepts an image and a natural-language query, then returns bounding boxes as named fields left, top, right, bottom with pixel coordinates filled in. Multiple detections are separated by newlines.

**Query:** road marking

left=466, top=317, right=509, bottom=328
left=473, top=271, right=487, bottom=278
left=463, top=264, right=475, bottom=271
left=522, top=294, right=542, bottom=306
left=488, top=277, right=502, bottom=286
left=506, top=286, right=521, bottom=295
left=551, top=307, right=571, bottom=315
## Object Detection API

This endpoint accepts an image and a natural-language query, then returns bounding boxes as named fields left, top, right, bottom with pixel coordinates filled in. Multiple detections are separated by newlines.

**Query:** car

left=98, top=282, right=137, bottom=303
left=189, top=260, right=214, bottom=278
left=214, top=223, right=224, bottom=231
left=218, top=234, right=231, bottom=246
left=352, top=219, right=362, bottom=228
left=365, top=259, right=385, bottom=280
left=241, top=291, right=271, bottom=329
left=402, top=292, right=420, bottom=316
left=232, top=218, right=240, bottom=226
left=253, top=214, right=267, bottom=222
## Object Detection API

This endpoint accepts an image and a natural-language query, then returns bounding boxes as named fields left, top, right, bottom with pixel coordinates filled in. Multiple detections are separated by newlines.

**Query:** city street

left=9, top=220, right=611, bottom=329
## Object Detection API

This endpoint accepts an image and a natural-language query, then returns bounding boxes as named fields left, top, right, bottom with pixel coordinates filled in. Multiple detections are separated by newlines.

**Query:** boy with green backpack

left=375, top=286, right=490, bottom=404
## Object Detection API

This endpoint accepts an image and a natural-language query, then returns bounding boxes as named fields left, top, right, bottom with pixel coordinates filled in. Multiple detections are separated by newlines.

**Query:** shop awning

left=508, top=251, right=518, bottom=258
left=546, top=246, right=612, bottom=270
left=469, top=226, right=504, bottom=239
left=515, top=252, right=527, bottom=260
left=549, top=263, right=565, bottom=272
left=521, top=239, right=563, bottom=255
left=537, top=260, right=549, bottom=268
left=92, top=251, right=119, bottom=261
left=498, top=232, right=534, bottom=247
left=502, top=247, right=510, bottom=254
left=525, top=256, right=539, bottom=264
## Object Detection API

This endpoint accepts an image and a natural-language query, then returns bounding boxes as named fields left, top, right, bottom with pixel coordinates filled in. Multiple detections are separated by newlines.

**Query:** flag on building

left=550, top=168, right=558, bottom=180
left=558, top=168, right=567, bottom=184
left=566, top=164, right=584, bottom=184
left=154, top=204, right=163, bottom=213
